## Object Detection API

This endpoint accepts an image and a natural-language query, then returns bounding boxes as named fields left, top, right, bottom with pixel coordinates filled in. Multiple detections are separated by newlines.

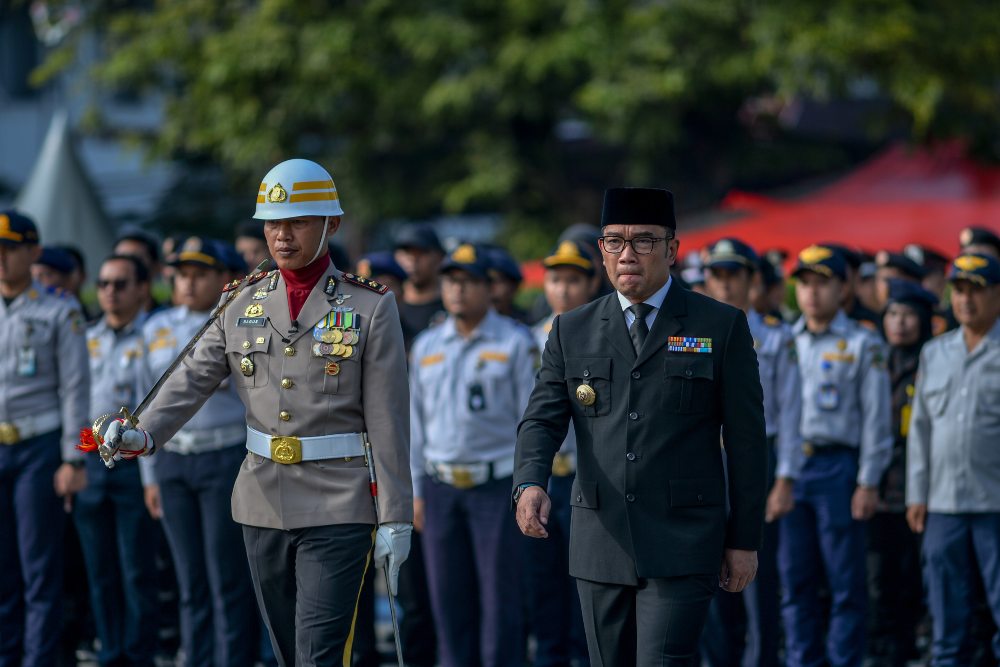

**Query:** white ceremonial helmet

left=253, top=158, right=344, bottom=220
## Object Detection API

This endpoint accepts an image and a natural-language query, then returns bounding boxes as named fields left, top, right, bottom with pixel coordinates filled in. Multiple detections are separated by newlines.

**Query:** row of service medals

left=312, top=307, right=359, bottom=376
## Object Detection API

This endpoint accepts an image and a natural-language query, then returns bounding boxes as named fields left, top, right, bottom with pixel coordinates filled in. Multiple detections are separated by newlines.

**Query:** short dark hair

left=53, top=245, right=84, bottom=273
left=103, top=253, right=150, bottom=284
left=236, top=221, right=266, bottom=242
left=114, top=227, right=161, bottom=265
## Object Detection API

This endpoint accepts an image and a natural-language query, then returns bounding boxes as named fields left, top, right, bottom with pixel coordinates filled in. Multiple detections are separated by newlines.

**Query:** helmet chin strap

left=308, top=216, right=330, bottom=265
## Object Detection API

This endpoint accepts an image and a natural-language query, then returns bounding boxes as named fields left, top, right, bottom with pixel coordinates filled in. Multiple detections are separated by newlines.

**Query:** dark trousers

left=0, top=430, right=65, bottom=667
left=701, top=438, right=781, bottom=667
left=73, top=456, right=158, bottom=667
left=922, top=512, right=1000, bottom=666
left=527, top=474, right=588, bottom=667
left=157, top=445, right=256, bottom=667
left=867, top=511, right=922, bottom=665
left=244, top=523, right=374, bottom=667
left=778, top=448, right=867, bottom=667
left=422, top=476, right=524, bottom=667
left=577, top=574, right=716, bottom=667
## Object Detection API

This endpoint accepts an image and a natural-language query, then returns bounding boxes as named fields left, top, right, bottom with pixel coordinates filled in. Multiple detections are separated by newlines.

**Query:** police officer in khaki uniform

left=97, top=159, right=413, bottom=667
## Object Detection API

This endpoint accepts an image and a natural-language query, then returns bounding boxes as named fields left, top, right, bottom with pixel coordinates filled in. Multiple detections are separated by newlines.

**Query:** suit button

left=629, top=411, right=638, bottom=420
left=284, top=346, right=296, bottom=357
left=626, top=493, right=635, bottom=502
left=279, top=410, right=291, bottom=421
left=576, top=495, right=583, bottom=502
left=626, top=452, right=636, bottom=461
left=685, top=369, right=693, bottom=377
left=242, top=340, right=251, bottom=350
left=583, top=370, right=590, bottom=377
left=631, top=371, right=640, bottom=379
left=281, top=378, right=293, bottom=389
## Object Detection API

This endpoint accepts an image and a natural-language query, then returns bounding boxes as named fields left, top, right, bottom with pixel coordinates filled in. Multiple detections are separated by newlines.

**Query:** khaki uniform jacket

left=140, top=264, right=412, bottom=529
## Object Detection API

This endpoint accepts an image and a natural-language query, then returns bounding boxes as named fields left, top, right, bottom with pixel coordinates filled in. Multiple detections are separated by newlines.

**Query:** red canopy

left=679, top=142, right=1000, bottom=261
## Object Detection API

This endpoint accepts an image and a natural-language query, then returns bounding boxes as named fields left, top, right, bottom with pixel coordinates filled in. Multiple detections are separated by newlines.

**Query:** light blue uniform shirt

left=87, top=313, right=148, bottom=422
left=138, top=306, right=247, bottom=484
left=748, top=309, right=803, bottom=479
left=533, top=315, right=576, bottom=460
left=793, top=310, right=893, bottom=487
left=906, top=320, right=1000, bottom=512
left=0, top=282, right=90, bottom=459
left=409, top=309, right=538, bottom=497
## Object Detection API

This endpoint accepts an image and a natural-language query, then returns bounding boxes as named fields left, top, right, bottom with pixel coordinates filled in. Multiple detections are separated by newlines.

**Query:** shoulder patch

left=222, top=270, right=272, bottom=293
left=341, top=272, right=389, bottom=295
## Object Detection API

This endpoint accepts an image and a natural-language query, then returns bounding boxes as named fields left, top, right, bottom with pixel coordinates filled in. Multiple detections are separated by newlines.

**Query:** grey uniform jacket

left=139, top=265, right=413, bottom=529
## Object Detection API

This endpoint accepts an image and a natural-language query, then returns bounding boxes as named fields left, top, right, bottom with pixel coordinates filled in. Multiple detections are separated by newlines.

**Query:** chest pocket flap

left=564, top=357, right=612, bottom=417
left=663, top=355, right=715, bottom=414
left=225, top=331, right=271, bottom=388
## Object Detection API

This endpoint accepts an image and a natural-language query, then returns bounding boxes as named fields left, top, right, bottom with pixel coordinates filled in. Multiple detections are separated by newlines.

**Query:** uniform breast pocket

left=662, top=356, right=715, bottom=414
left=976, top=369, right=1000, bottom=419
left=921, top=379, right=950, bottom=418
left=308, top=357, right=343, bottom=394
left=225, top=333, right=271, bottom=388
left=564, top=357, right=612, bottom=417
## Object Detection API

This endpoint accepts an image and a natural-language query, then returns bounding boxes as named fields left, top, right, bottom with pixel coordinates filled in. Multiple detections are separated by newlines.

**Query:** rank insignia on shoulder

left=222, top=278, right=241, bottom=293
left=667, top=336, right=713, bottom=353
left=341, top=272, right=389, bottom=295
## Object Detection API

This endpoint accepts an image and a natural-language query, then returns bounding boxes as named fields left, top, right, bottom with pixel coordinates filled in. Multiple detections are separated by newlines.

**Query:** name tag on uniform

left=17, top=347, right=36, bottom=377
left=821, top=352, right=856, bottom=363
left=237, top=317, right=267, bottom=327
left=668, top=336, right=713, bottom=353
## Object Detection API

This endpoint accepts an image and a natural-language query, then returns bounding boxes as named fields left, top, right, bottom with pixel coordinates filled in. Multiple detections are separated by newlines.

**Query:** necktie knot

left=627, top=303, right=654, bottom=354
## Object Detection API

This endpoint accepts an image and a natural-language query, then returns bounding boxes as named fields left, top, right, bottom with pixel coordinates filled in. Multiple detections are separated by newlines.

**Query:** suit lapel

left=634, top=284, right=686, bottom=369
left=600, top=295, right=636, bottom=362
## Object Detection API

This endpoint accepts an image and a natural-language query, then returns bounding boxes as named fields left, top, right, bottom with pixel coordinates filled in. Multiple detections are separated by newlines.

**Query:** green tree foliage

left=34, top=0, right=1000, bottom=246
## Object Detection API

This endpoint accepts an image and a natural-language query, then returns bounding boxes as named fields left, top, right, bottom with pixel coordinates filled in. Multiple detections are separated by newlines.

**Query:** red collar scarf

left=280, top=254, right=330, bottom=322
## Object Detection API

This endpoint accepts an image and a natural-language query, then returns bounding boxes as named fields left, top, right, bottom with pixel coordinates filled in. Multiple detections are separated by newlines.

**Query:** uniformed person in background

left=515, top=188, right=767, bottom=667
left=96, top=159, right=413, bottom=667
left=907, top=253, right=1000, bottom=666
left=873, top=251, right=928, bottom=311
left=31, top=245, right=77, bottom=292
left=76, top=253, right=159, bottom=667
left=903, top=244, right=955, bottom=336
left=781, top=245, right=892, bottom=667
left=528, top=239, right=599, bottom=667
left=235, top=221, right=272, bottom=274
left=409, top=243, right=538, bottom=667
left=749, top=253, right=787, bottom=322
left=486, top=245, right=531, bottom=324
left=138, top=238, right=257, bottom=667
left=958, top=226, right=1000, bottom=259
left=394, top=223, right=447, bottom=350
left=823, top=243, right=880, bottom=331
left=701, top=238, right=801, bottom=667
left=855, top=251, right=881, bottom=316
left=0, top=210, right=90, bottom=666
left=356, top=251, right=408, bottom=298
left=114, top=226, right=166, bottom=312
left=866, top=279, right=936, bottom=666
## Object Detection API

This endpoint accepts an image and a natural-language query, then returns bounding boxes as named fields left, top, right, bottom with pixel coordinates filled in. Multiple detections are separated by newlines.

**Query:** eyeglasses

left=96, top=279, right=131, bottom=291
left=598, top=236, right=671, bottom=255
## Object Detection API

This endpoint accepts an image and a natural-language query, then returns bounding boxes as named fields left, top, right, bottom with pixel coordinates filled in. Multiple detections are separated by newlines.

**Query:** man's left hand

left=851, top=485, right=879, bottom=521
left=374, top=522, right=412, bottom=596
left=719, top=548, right=757, bottom=593
left=53, top=463, right=87, bottom=511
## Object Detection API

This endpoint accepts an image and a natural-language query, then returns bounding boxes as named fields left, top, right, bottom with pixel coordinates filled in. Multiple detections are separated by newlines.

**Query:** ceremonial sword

left=90, top=259, right=273, bottom=468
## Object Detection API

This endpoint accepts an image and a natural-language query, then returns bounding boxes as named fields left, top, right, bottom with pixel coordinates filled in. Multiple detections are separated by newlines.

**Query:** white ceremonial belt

left=246, top=426, right=366, bottom=465
left=165, top=424, right=247, bottom=455
left=426, top=457, right=516, bottom=489
left=0, top=409, right=62, bottom=445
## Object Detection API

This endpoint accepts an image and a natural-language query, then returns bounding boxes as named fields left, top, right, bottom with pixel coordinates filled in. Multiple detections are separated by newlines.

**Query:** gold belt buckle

left=270, top=436, right=302, bottom=464
left=450, top=467, right=475, bottom=490
left=552, top=453, right=573, bottom=477
left=0, top=423, right=20, bottom=446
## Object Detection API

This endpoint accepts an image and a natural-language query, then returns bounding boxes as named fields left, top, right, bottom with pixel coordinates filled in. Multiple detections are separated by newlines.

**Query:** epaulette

left=763, top=314, right=782, bottom=327
left=341, top=272, right=389, bottom=295
left=222, top=270, right=272, bottom=293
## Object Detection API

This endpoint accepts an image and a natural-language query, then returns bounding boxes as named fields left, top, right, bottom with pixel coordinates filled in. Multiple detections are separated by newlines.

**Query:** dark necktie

left=627, top=303, right=654, bottom=354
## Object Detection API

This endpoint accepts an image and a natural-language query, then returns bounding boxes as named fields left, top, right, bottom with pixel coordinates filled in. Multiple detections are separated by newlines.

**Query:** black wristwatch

left=512, top=483, right=539, bottom=504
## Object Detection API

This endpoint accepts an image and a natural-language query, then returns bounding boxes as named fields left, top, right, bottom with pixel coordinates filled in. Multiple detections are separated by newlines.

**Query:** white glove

left=374, top=522, right=412, bottom=596
left=102, top=419, right=154, bottom=461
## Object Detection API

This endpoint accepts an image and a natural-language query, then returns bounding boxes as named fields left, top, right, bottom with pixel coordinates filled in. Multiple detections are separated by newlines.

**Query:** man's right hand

left=144, top=484, right=162, bottom=520
left=906, top=504, right=928, bottom=534
left=102, top=419, right=153, bottom=461
left=515, top=485, right=551, bottom=538
left=765, top=477, right=795, bottom=523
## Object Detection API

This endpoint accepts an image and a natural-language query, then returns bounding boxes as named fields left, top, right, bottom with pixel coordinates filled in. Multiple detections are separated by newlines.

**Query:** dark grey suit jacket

left=515, top=285, right=767, bottom=585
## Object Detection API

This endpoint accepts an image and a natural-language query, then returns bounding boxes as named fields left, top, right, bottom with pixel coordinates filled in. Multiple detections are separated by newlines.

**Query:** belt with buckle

left=802, top=441, right=857, bottom=457
left=426, top=458, right=515, bottom=490
left=0, top=410, right=62, bottom=446
left=166, top=424, right=247, bottom=455
left=246, top=426, right=365, bottom=465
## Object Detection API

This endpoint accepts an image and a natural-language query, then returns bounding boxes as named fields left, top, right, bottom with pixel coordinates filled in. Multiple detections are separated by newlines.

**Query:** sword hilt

left=92, top=406, right=141, bottom=469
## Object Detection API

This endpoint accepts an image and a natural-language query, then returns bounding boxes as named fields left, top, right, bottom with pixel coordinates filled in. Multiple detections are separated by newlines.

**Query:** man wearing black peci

left=514, top=187, right=767, bottom=666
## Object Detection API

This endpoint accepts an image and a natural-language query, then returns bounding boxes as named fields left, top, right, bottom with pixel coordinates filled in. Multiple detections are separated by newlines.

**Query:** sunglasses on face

left=96, top=279, right=132, bottom=291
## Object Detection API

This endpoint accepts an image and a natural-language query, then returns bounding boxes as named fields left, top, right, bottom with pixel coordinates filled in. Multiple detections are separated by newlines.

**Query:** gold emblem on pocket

left=240, top=356, right=255, bottom=377
left=576, top=384, right=596, bottom=406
